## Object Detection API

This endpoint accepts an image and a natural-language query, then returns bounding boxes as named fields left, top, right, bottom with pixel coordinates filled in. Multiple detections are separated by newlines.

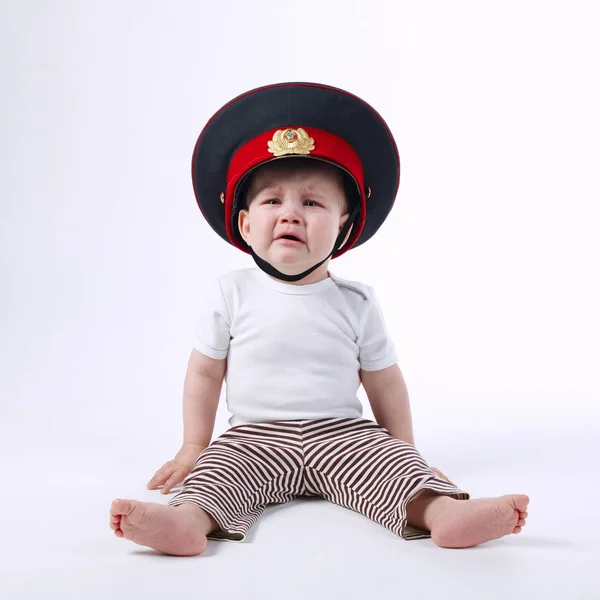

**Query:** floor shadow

left=130, top=541, right=223, bottom=558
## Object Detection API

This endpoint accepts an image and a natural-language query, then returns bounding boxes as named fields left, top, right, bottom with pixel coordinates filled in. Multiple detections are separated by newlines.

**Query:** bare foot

left=428, top=494, right=530, bottom=548
left=109, top=499, right=212, bottom=556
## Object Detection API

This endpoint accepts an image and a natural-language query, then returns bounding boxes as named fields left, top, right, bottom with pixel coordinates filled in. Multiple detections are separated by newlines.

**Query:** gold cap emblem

left=268, top=128, right=315, bottom=157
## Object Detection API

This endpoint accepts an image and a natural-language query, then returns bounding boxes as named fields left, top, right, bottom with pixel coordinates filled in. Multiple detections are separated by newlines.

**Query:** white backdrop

left=1, top=1, right=599, bottom=598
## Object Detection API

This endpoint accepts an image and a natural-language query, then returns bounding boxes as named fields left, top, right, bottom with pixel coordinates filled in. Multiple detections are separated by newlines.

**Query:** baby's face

left=238, top=163, right=351, bottom=284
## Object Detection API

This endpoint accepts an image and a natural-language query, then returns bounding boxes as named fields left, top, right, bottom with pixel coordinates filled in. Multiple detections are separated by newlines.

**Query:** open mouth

left=277, top=235, right=304, bottom=244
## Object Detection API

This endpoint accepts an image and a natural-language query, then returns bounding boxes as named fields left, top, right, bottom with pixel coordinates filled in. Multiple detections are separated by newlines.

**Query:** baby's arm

left=147, top=349, right=226, bottom=494
left=182, top=348, right=227, bottom=448
left=360, top=363, right=415, bottom=446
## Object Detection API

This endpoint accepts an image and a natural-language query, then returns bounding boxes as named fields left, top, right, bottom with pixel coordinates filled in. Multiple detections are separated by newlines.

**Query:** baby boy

left=109, top=83, right=529, bottom=555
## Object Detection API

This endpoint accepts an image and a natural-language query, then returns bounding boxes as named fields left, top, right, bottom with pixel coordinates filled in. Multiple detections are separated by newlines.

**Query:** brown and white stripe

left=167, top=418, right=469, bottom=541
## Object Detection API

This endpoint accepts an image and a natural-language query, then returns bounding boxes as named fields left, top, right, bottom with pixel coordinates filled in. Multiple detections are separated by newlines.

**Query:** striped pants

left=167, top=418, right=469, bottom=541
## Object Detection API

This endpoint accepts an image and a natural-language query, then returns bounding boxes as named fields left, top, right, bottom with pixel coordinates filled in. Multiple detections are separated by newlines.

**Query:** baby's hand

left=147, top=443, right=205, bottom=495
left=430, top=466, right=455, bottom=486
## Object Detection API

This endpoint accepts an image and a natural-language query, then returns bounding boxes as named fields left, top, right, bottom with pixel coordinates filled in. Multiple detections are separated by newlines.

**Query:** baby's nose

left=280, top=212, right=301, bottom=223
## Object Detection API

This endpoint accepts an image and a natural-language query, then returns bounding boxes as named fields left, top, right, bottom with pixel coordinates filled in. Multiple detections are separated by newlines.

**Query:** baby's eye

left=263, top=199, right=320, bottom=207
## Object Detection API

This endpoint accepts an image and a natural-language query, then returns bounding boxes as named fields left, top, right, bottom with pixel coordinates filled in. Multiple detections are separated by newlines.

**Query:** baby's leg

left=302, top=418, right=529, bottom=548
left=109, top=499, right=218, bottom=556
left=110, top=421, right=307, bottom=554
left=406, top=490, right=529, bottom=548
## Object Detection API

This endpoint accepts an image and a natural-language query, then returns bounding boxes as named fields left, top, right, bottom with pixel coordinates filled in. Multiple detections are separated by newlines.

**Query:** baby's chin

left=257, top=242, right=333, bottom=271
left=258, top=249, right=310, bottom=272
left=269, top=258, right=309, bottom=274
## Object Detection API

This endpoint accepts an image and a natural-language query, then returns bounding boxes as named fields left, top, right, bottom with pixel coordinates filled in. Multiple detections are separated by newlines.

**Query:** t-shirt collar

left=255, top=268, right=335, bottom=295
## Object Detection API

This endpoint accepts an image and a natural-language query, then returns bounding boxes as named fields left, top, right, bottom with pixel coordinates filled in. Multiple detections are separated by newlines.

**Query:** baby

left=109, top=83, right=529, bottom=556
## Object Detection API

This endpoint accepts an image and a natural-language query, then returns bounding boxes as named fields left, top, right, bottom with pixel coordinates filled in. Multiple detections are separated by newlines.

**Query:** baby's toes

left=110, top=498, right=132, bottom=516
left=110, top=521, right=124, bottom=536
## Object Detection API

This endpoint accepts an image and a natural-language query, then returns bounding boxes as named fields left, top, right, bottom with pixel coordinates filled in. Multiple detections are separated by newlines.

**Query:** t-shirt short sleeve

left=192, top=276, right=231, bottom=360
left=357, top=290, right=398, bottom=371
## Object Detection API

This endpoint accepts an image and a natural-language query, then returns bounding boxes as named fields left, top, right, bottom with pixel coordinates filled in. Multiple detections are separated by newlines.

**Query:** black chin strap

left=248, top=203, right=360, bottom=283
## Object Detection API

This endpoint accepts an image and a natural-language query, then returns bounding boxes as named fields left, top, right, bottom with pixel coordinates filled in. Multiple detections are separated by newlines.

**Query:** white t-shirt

left=193, top=267, right=398, bottom=426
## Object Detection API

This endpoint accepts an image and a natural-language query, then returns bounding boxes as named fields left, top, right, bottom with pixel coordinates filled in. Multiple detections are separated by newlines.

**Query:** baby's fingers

left=430, top=467, right=455, bottom=486
left=160, top=467, right=191, bottom=494
left=147, top=461, right=177, bottom=489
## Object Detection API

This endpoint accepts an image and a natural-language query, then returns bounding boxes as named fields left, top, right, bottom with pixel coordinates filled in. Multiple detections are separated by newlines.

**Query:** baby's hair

left=238, top=158, right=354, bottom=215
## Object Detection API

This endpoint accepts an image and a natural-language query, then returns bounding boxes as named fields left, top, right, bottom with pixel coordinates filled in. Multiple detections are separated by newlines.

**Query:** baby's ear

left=238, top=209, right=251, bottom=243
left=338, top=221, right=353, bottom=249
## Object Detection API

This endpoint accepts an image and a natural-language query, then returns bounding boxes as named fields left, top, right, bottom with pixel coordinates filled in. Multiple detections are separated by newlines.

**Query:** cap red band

left=223, top=126, right=366, bottom=256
